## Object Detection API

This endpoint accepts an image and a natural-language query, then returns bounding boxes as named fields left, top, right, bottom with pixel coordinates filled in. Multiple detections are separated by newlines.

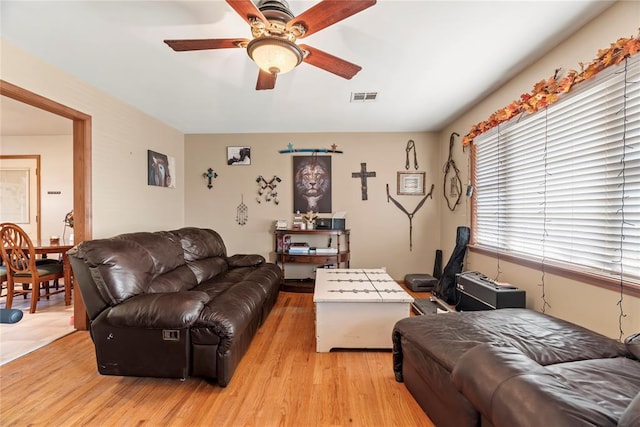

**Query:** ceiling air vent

left=350, top=92, right=378, bottom=102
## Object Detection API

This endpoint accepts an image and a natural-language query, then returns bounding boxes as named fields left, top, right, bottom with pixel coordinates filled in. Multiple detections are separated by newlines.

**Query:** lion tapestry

left=293, top=156, right=332, bottom=213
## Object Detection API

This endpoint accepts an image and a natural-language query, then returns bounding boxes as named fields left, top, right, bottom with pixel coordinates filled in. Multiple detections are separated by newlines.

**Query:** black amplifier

left=456, top=271, right=525, bottom=311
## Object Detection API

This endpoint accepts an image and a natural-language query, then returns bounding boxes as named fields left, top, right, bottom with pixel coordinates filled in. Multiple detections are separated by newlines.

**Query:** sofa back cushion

left=172, top=227, right=229, bottom=283
left=76, top=231, right=196, bottom=304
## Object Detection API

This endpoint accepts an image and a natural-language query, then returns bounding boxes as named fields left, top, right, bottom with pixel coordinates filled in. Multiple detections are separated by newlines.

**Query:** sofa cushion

left=545, top=357, right=640, bottom=420
left=392, top=309, right=627, bottom=376
left=193, top=281, right=267, bottom=350
left=81, top=239, right=155, bottom=304
left=78, top=231, right=191, bottom=304
left=173, top=227, right=227, bottom=261
left=172, top=228, right=230, bottom=283
left=452, top=343, right=620, bottom=427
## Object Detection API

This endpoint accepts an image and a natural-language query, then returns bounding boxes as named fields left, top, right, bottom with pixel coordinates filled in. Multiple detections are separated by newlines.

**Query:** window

left=472, top=56, right=640, bottom=285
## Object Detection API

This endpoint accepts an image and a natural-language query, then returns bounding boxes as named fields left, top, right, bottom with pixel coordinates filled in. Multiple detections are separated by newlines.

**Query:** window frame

left=469, top=56, right=640, bottom=298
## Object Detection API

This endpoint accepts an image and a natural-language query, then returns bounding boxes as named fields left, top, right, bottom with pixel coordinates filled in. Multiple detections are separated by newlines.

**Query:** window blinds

left=474, top=55, right=640, bottom=283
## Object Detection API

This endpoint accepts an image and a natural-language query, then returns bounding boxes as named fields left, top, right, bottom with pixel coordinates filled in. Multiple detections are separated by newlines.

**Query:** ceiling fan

left=164, top=0, right=376, bottom=90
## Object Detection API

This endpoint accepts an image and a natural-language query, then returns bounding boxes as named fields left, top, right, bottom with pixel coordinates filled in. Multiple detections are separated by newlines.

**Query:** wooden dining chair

left=0, top=223, right=65, bottom=313
left=0, top=262, right=6, bottom=298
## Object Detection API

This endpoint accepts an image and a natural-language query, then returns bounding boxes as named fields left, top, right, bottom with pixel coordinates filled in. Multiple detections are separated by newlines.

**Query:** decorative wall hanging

left=443, top=132, right=462, bottom=211
left=236, top=194, right=248, bottom=226
left=462, top=30, right=640, bottom=146
left=293, top=155, right=332, bottom=213
left=202, top=168, right=218, bottom=189
left=279, top=143, right=343, bottom=154
left=148, top=149, right=176, bottom=188
left=351, top=163, right=376, bottom=200
left=0, top=168, right=29, bottom=223
left=405, top=140, right=418, bottom=170
left=256, top=175, right=281, bottom=204
left=397, top=172, right=426, bottom=196
left=227, top=146, right=251, bottom=165
left=386, top=183, right=435, bottom=251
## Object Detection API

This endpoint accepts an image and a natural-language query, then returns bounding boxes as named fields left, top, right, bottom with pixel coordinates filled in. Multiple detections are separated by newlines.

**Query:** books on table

left=288, top=242, right=310, bottom=254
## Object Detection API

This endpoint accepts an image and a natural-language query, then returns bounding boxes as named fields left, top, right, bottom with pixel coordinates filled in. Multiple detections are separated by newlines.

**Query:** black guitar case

left=433, top=226, right=470, bottom=304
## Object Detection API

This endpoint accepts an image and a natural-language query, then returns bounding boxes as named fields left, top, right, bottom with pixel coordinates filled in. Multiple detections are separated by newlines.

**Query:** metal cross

left=351, top=162, right=377, bottom=200
left=202, top=168, right=218, bottom=189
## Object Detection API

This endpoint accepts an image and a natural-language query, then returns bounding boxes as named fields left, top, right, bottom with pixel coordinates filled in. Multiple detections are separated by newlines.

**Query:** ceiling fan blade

left=256, top=69, right=277, bottom=90
left=287, top=0, right=376, bottom=38
left=164, top=38, right=248, bottom=52
left=300, top=44, right=362, bottom=80
left=226, top=0, right=268, bottom=26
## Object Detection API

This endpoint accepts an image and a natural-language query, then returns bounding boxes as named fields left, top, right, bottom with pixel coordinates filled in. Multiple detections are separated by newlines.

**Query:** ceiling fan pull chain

left=405, top=140, right=418, bottom=170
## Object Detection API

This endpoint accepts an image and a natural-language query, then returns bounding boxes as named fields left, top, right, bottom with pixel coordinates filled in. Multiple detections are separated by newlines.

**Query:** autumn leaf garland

left=462, top=29, right=640, bottom=146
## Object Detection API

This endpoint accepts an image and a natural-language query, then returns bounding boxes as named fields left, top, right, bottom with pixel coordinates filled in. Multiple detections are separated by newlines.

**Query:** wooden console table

left=274, top=229, right=350, bottom=292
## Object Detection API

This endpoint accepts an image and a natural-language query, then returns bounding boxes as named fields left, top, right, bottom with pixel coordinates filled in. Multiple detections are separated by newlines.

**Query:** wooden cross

left=351, top=162, right=377, bottom=200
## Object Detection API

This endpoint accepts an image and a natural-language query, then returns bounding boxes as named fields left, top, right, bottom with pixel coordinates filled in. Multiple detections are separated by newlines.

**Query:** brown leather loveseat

left=69, top=227, right=281, bottom=386
left=393, top=308, right=640, bottom=427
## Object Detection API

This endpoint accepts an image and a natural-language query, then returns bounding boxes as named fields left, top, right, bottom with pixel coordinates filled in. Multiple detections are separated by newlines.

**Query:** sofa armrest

left=619, top=392, right=640, bottom=427
left=107, top=291, right=210, bottom=329
left=451, top=343, right=618, bottom=427
left=227, top=254, right=265, bottom=268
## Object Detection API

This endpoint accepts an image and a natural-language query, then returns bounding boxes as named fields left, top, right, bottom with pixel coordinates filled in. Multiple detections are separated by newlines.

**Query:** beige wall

left=0, top=39, right=185, bottom=238
left=439, top=1, right=640, bottom=338
left=1, top=135, right=73, bottom=241
left=185, top=132, right=441, bottom=280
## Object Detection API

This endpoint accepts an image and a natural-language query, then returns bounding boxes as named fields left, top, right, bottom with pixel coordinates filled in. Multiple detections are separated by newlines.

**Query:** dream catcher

left=236, top=194, right=248, bottom=226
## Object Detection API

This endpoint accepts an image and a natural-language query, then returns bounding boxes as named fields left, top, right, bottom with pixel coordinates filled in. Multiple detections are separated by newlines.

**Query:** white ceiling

left=0, top=0, right=614, bottom=135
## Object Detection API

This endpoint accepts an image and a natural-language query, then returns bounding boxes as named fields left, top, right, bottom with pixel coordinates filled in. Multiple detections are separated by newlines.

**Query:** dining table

left=33, top=240, right=74, bottom=306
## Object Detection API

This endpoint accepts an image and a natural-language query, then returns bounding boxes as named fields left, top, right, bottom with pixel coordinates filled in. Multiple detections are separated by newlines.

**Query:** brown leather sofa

left=69, top=227, right=281, bottom=386
left=392, top=308, right=640, bottom=427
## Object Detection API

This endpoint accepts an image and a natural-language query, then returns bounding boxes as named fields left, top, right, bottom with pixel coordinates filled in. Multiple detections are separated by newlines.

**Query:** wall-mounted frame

left=227, top=146, right=251, bottom=165
left=0, top=168, right=30, bottom=223
left=148, top=149, right=176, bottom=188
left=397, top=171, right=425, bottom=195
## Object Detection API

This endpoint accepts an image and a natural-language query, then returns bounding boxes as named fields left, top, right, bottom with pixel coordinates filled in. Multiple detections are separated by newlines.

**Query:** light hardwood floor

left=0, top=290, right=434, bottom=426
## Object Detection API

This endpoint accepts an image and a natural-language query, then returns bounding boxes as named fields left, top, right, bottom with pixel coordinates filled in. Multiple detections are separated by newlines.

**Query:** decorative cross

left=203, top=168, right=218, bottom=189
left=351, top=162, right=377, bottom=200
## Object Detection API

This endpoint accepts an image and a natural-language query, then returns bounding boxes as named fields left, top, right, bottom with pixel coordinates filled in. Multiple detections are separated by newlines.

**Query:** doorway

left=1, top=80, right=92, bottom=330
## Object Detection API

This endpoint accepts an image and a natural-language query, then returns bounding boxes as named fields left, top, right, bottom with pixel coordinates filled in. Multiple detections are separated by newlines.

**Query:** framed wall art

left=227, top=146, right=251, bottom=165
left=397, top=171, right=425, bottom=195
left=0, top=168, right=29, bottom=223
left=293, top=155, right=332, bottom=213
left=148, top=150, right=176, bottom=188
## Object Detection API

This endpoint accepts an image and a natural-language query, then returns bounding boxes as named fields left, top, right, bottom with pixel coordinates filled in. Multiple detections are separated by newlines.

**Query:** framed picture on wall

left=0, top=168, right=29, bottom=223
left=293, top=155, right=332, bottom=213
left=397, top=171, right=425, bottom=195
left=148, top=149, right=176, bottom=188
left=227, top=146, right=251, bottom=165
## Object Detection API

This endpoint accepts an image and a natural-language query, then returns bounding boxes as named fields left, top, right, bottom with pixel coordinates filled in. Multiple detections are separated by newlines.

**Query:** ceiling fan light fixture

left=247, top=37, right=303, bottom=75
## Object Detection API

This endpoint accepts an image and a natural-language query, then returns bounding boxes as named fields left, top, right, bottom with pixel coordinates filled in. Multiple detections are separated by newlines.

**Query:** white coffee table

left=313, top=268, right=414, bottom=352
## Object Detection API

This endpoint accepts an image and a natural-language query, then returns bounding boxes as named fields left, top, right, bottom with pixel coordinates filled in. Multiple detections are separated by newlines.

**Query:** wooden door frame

left=1, top=80, right=92, bottom=330
left=0, top=155, right=42, bottom=241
